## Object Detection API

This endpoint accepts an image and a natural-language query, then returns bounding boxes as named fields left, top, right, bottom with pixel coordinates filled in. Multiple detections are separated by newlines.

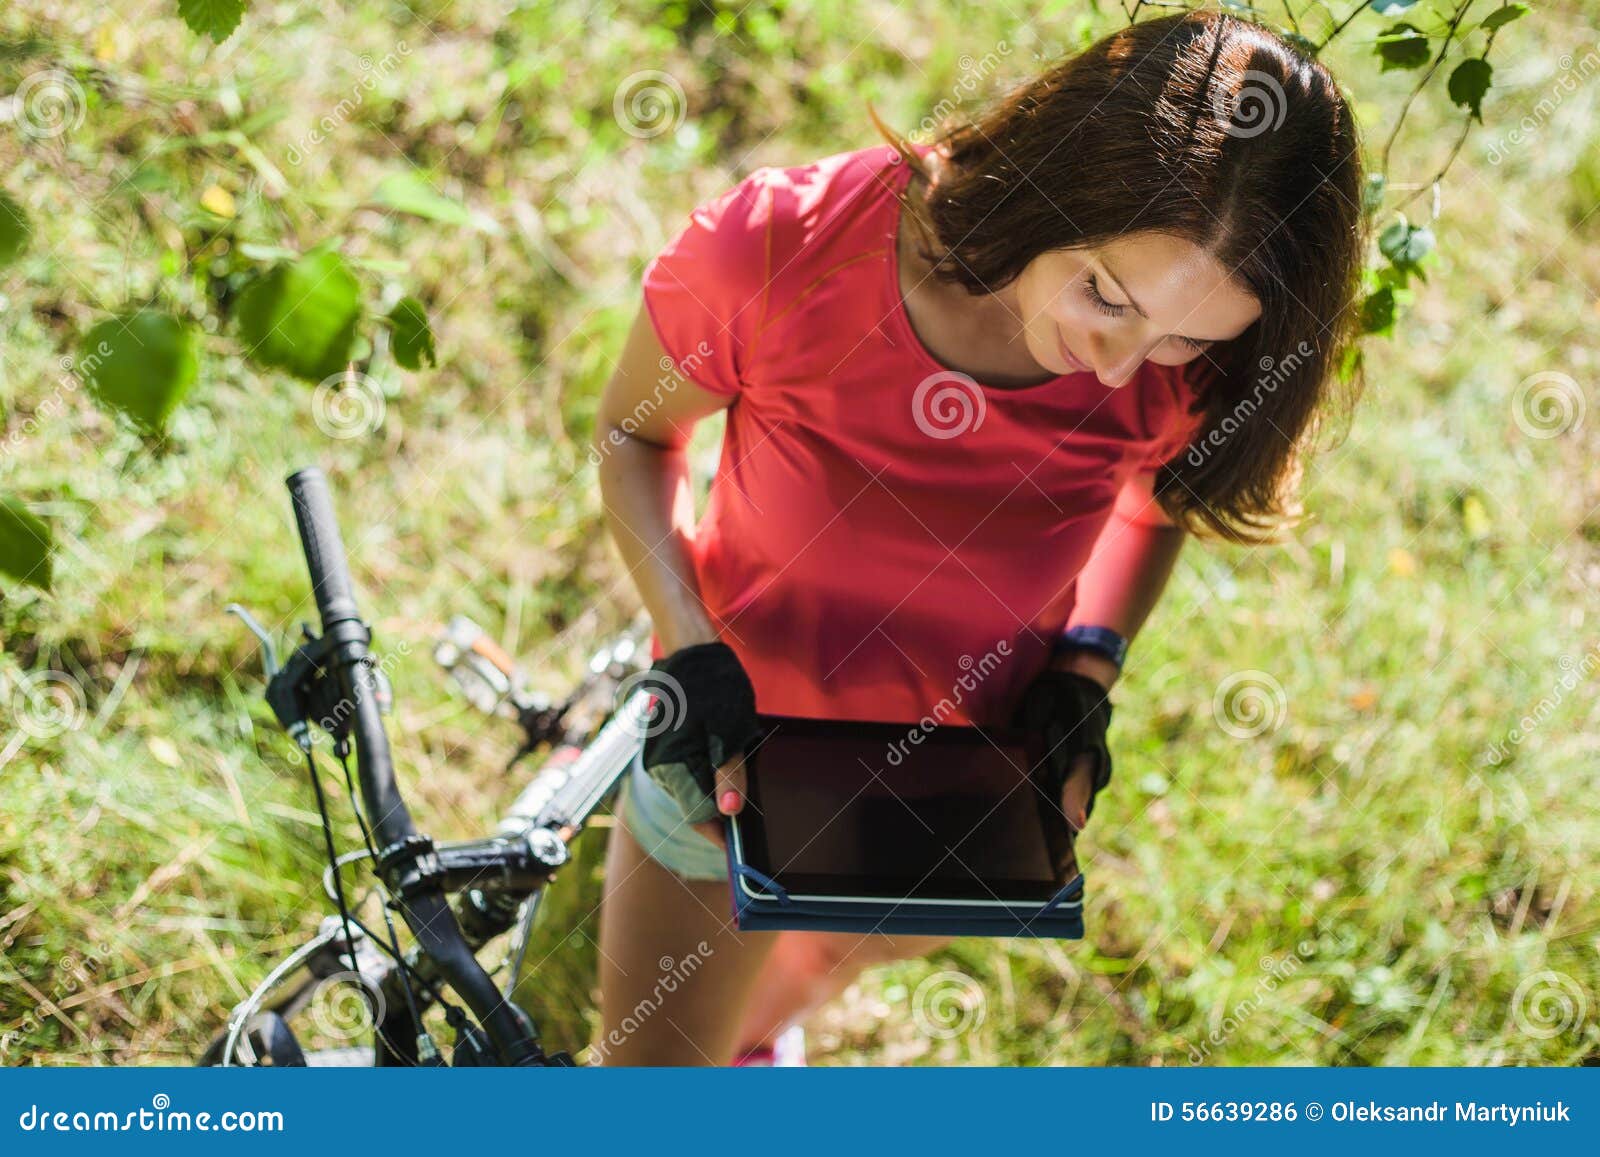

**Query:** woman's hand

left=1058, top=754, right=1098, bottom=833
left=639, top=640, right=760, bottom=850
left=1012, top=665, right=1115, bottom=833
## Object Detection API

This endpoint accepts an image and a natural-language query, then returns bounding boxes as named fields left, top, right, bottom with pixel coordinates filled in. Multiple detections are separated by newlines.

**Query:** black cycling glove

left=639, top=641, right=759, bottom=824
left=1012, top=669, right=1115, bottom=825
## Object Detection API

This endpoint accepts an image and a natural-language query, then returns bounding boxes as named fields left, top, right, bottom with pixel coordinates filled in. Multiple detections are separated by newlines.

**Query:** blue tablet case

left=724, top=840, right=1086, bottom=940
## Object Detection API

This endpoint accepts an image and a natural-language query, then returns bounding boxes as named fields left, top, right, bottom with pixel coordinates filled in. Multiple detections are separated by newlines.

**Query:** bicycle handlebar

left=286, top=468, right=362, bottom=631
left=281, top=467, right=543, bottom=1066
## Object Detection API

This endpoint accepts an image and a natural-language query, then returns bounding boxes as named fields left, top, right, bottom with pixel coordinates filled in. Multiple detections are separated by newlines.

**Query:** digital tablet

left=727, top=713, right=1077, bottom=906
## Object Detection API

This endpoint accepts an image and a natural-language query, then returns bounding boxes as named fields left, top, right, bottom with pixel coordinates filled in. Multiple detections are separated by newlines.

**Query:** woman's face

left=1011, top=231, right=1262, bottom=388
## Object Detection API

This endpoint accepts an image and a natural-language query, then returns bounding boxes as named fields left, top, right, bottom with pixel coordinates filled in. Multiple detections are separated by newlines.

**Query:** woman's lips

left=1056, top=330, right=1090, bottom=374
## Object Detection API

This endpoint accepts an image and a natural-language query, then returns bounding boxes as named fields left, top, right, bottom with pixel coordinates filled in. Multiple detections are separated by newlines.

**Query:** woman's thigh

left=778, top=928, right=955, bottom=976
left=594, top=815, right=776, bottom=1066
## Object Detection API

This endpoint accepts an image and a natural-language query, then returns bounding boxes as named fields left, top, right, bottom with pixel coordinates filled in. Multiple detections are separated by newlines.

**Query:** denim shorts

left=614, top=747, right=730, bottom=882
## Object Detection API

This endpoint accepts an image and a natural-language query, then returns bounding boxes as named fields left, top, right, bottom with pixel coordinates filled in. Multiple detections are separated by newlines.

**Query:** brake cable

left=299, top=740, right=421, bottom=1065
left=322, top=847, right=373, bottom=902
left=333, top=739, right=439, bottom=1063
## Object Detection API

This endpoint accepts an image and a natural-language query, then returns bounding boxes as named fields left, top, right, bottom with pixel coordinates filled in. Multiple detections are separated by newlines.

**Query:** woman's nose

left=1087, top=335, right=1148, bottom=389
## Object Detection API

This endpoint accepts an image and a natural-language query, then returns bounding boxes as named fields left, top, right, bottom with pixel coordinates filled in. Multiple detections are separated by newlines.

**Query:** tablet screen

left=735, top=715, right=1074, bottom=902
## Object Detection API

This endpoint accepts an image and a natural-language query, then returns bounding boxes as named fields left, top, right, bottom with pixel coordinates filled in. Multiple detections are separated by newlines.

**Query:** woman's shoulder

left=650, top=144, right=905, bottom=343
left=736, top=142, right=906, bottom=278
left=671, top=144, right=900, bottom=241
left=760, top=143, right=907, bottom=229
left=642, top=144, right=905, bottom=393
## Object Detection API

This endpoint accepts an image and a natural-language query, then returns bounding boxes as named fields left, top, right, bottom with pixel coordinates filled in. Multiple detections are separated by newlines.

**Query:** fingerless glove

left=1012, top=669, right=1115, bottom=822
left=638, top=641, right=759, bottom=824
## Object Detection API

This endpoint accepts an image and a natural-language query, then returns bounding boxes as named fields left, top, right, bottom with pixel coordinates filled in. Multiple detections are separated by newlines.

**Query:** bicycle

left=196, top=466, right=655, bottom=1067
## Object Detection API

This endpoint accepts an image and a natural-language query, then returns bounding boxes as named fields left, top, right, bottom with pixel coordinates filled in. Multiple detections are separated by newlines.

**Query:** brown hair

left=873, top=10, right=1368, bottom=543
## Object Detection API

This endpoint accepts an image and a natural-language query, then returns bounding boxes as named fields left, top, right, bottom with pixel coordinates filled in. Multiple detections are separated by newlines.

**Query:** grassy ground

left=2, top=0, right=1598, bottom=1065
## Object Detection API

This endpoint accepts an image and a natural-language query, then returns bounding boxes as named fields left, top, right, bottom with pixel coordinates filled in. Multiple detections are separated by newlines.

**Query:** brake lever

left=227, top=603, right=314, bottom=749
left=226, top=604, right=282, bottom=678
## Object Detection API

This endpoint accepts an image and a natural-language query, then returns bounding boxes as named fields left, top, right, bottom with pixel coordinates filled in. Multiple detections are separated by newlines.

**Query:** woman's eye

left=1081, top=274, right=1215, bottom=354
left=1081, top=274, right=1124, bottom=317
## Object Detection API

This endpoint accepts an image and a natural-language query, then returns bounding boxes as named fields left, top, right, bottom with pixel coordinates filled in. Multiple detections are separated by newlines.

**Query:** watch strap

left=1052, top=624, right=1129, bottom=671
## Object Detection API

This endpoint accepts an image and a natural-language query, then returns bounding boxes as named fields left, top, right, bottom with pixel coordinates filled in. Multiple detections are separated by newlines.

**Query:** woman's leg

left=733, top=929, right=954, bottom=1051
left=595, top=820, right=777, bottom=1066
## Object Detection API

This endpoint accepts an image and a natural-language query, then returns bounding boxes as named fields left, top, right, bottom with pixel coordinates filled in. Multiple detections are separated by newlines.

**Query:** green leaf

left=1359, top=287, right=1397, bottom=336
left=374, top=172, right=471, bottom=226
left=0, top=495, right=52, bottom=591
left=372, top=172, right=500, bottom=233
left=79, top=310, right=200, bottom=432
left=1337, top=344, right=1364, bottom=385
left=235, top=242, right=301, bottom=263
left=1375, top=263, right=1410, bottom=290
left=1378, top=221, right=1407, bottom=260
left=1375, top=23, right=1431, bottom=71
left=1380, top=221, right=1435, bottom=268
left=236, top=248, right=362, bottom=383
left=386, top=297, right=436, bottom=370
left=1448, top=58, right=1493, bottom=122
left=1361, top=173, right=1387, bottom=214
left=176, top=0, right=248, bottom=42
left=0, top=190, right=30, bottom=267
left=1481, top=4, right=1529, bottom=32
left=1371, top=0, right=1419, bottom=13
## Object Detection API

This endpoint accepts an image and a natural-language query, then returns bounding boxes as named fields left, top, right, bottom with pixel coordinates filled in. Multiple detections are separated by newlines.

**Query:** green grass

left=3, top=0, right=1599, bottom=1065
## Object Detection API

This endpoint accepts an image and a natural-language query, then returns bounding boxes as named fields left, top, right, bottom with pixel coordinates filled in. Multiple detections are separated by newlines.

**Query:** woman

left=592, top=10, right=1366, bottom=1065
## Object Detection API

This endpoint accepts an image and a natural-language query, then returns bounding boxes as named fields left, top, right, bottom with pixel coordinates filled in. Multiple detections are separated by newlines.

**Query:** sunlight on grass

left=2, top=0, right=1597, bottom=1066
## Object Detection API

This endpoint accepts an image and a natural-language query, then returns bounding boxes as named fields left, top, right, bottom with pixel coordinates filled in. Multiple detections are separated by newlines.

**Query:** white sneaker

left=772, top=1024, right=807, bottom=1067
left=732, top=1024, right=808, bottom=1067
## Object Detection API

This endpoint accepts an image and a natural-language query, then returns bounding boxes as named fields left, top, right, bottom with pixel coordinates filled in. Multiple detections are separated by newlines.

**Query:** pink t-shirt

left=641, top=144, right=1212, bottom=728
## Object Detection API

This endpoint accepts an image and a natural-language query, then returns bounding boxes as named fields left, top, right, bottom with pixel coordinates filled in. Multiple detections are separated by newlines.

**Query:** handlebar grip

left=286, top=467, right=361, bottom=629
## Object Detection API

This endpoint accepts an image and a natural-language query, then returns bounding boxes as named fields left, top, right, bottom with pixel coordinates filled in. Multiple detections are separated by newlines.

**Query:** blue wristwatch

left=1051, top=624, right=1130, bottom=671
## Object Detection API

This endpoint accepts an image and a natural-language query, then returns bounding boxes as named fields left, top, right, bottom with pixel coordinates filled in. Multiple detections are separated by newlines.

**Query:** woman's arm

left=595, top=305, right=756, bottom=844
left=1055, top=468, right=1189, bottom=691
left=1042, top=468, right=1188, bottom=828
left=594, top=306, right=736, bottom=654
